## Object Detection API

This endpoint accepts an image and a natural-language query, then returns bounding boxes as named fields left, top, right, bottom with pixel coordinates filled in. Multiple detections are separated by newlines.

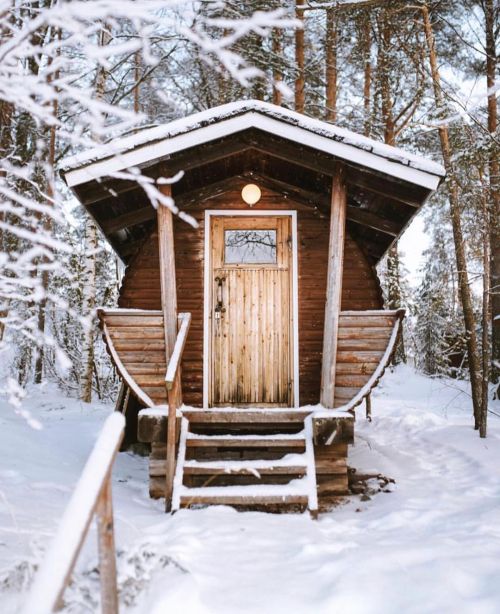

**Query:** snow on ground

left=1, top=367, right=500, bottom=614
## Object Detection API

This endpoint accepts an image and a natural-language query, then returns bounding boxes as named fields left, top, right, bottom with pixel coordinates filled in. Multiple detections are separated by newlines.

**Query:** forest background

left=0, top=0, right=498, bottom=436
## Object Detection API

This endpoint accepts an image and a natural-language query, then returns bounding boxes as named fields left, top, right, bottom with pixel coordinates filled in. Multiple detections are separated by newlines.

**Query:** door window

left=224, top=229, right=277, bottom=264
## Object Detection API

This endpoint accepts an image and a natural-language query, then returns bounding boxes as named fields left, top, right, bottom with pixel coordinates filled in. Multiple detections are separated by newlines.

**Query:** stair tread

left=186, top=436, right=306, bottom=448
left=179, top=494, right=309, bottom=506
left=183, top=455, right=307, bottom=470
left=183, top=410, right=310, bottom=424
left=178, top=480, right=310, bottom=497
left=183, top=465, right=307, bottom=476
left=187, top=431, right=305, bottom=440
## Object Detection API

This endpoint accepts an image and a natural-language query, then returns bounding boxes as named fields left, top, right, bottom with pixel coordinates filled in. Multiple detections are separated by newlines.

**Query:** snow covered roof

left=61, top=100, right=445, bottom=191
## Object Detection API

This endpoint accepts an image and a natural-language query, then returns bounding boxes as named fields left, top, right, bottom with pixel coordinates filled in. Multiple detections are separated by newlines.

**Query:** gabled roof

left=61, top=100, right=446, bottom=266
left=61, top=100, right=444, bottom=190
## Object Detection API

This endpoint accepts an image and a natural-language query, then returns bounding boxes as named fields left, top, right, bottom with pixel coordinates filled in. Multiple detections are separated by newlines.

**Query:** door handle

left=214, top=276, right=226, bottom=317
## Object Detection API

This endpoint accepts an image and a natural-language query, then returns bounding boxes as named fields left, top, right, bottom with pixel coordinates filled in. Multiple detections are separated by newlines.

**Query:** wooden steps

left=144, top=408, right=354, bottom=511
left=170, top=412, right=318, bottom=513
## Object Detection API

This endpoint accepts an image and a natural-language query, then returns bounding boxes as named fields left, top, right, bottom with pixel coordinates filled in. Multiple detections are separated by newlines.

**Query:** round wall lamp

left=241, top=183, right=261, bottom=206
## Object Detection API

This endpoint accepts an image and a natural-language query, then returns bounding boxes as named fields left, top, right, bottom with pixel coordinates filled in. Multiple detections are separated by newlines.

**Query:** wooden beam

left=345, top=166, right=428, bottom=208
left=174, top=175, right=248, bottom=208
left=241, top=130, right=428, bottom=207
left=157, top=186, right=178, bottom=360
left=162, top=137, right=252, bottom=176
left=76, top=178, right=145, bottom=207
left=321, top=164, right=347, bottom=408
left=248, top=171, right=330, bottom=211
left=101, top=205, right=155, bottom=234
left=346, top=205, right=400, bottom=237
left=157, top=182, right=180, bottom=512
left=75, top=137, right=252, bottom=206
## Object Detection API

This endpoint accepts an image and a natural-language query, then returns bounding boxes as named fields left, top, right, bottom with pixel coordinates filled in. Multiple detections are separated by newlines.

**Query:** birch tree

left=80, top=24, right=111, bottom=404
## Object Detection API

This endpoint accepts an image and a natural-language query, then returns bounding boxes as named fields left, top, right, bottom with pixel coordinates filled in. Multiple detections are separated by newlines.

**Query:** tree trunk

left=483, top=0, right=500, bottom=395
left=325, top=8, right=338, bottom=122
left=421, top=1, right=483, bottom=427
left=34, top=29, right=59, bottom=383
left=362, top=13, right=372, bottom=137
left=272, top=28, right=283, bottom=106
left=0, top=94, right=12, bottom=343
left=80, top=23, right=111, bottom=402
left=133, top=50, right=141, bottom=115
left=379, top=9, right=395, bottom=146
left=480, top=182, right=491, bottom=438
left=295, top=1, right=305, bottom=113
left=80, top=214, right=98, bottom=403
left=377, top=8, right=406, bottom=364
left=0, top=2, right=15, bottom=342
left=386, top=245, right=407, bottom=364
left=33, top=128, right=55, bottom=384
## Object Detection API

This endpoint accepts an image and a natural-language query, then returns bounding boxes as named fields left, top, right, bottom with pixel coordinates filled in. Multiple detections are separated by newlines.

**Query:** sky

left=398, top=211, right=430, bottom=288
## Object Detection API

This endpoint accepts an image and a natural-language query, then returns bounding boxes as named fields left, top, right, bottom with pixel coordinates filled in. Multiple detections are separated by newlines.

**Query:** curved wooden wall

left=118, top=188, right=383, bottom=406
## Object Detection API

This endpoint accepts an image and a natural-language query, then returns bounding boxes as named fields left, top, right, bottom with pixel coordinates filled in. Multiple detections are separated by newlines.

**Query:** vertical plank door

left=210, top=216, right=293, bottom=407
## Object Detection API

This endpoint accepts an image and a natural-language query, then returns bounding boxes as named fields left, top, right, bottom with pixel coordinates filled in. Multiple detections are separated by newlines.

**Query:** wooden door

left=209, top=215, right=293, bottom=407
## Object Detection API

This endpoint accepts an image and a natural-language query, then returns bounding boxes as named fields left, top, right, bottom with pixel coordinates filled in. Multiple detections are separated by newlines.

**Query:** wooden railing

left=164, top=311, right=191, bottom=512
left=22, top=412, right=125, bottom=614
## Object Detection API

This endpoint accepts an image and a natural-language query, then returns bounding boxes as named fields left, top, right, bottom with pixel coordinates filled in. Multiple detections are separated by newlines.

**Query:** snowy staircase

left=171, top=410, right=318, bottom=514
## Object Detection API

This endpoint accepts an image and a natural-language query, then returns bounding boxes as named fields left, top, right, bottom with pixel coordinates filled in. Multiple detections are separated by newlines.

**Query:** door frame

left=203, top=209, right=300, bottom=408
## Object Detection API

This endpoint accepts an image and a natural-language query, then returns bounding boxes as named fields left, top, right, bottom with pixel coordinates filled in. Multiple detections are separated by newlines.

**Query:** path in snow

left=1, top=367, right=499, bottom=614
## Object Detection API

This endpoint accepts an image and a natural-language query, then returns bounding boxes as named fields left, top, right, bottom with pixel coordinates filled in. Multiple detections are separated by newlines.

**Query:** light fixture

left=241, top=183, right=261, bottom=206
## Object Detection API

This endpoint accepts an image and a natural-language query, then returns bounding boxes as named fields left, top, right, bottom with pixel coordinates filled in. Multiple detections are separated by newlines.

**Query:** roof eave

left=62, top=111, right=444, bottom=193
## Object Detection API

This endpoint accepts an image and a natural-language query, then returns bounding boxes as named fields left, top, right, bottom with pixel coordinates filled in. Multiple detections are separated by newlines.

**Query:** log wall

left=119, top=188, right=383, bottom=406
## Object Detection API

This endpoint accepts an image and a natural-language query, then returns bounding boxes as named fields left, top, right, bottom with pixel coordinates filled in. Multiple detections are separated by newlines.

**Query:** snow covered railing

left=164, top=312, right=191, bottom=512
left=165, top=312, right=191, bottom=389
left=22, top=412, right=125, bottom=614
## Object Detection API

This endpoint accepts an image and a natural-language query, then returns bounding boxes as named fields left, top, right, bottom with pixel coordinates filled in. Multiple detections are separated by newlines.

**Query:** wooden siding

left=334, top=311, right=401, bottom=408
left=98, top=310, right=167, bottom=405
left=118, top=188, right=383, bottom=406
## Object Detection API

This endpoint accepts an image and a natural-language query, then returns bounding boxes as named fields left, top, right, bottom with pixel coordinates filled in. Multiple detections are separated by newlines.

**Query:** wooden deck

left=98, top=307, right=404, bottom=512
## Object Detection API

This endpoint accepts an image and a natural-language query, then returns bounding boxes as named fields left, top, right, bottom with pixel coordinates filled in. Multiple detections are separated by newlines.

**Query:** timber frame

left=62, top=100, right=445, bottom=513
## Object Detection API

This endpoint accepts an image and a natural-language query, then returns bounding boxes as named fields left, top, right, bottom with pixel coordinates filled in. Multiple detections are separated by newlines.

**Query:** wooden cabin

left=61, top=101, right=444, bottom=514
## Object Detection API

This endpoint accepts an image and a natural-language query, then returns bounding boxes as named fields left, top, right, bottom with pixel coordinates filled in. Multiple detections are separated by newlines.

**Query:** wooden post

left=320, top=164, right=347, bottom=408
left=157, top=182, right=180, bottom=511
left=165, top=375, right=179, bottom=512
left=157, top=183, right=178, bottom=371
left=96, top=477, right=119, bottom=614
